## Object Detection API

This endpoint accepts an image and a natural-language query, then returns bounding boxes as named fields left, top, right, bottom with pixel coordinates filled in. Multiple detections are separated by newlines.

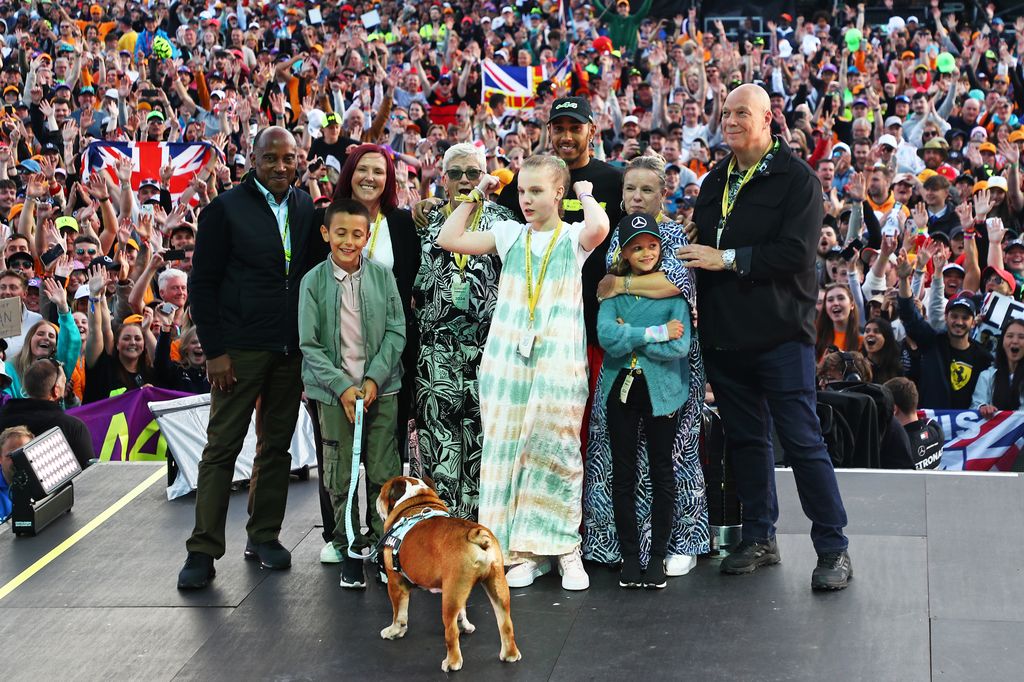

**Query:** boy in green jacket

left=299, top=198, right=406, bottom=589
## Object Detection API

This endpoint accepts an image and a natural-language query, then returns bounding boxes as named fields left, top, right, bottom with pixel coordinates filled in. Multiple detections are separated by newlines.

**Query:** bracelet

left=624, top=272, right=633, bottom=295
left=97, top=196, right=110, bottom=202
left=578, top=193, right=594, bottom=200
left=88, top=296, right=100, bottom=302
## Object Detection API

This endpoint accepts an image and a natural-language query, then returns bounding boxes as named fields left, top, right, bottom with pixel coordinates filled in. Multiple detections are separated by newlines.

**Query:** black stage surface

left=2, top=463, right=1022, bottom=681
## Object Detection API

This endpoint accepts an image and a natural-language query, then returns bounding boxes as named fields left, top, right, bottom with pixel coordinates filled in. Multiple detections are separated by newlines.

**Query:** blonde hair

left=624, top=154, right=668, bottom=190
left=13, top=320, right=58, bottom=384
left=520, top=155, right=570, bottom=216
left=176, top=326, right=203, bottom=370
left=0, top=425, right=34, bottom=454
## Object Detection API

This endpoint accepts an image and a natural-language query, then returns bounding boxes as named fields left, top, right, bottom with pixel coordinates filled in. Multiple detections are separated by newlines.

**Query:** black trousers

left=606, top=370, right=678, bottom=560
left=305, top=400, right=337, bottom=543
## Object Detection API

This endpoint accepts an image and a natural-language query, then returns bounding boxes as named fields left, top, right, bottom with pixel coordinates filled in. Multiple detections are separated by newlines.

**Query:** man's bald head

left=721, top=84, right=774, bottom=165
left=250, top=126, right=298, bottom=199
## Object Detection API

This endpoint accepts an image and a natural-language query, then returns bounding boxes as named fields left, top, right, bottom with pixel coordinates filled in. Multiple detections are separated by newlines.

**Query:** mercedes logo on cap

left=631, top=216, right=647, bottom=228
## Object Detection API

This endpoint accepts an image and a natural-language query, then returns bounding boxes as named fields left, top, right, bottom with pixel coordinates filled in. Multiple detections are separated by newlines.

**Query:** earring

left=620, top=200, right=626, bottom=212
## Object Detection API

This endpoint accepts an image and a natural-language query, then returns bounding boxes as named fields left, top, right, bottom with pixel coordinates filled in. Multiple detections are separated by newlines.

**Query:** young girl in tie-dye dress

left=437, top=155, right=610, bottom=591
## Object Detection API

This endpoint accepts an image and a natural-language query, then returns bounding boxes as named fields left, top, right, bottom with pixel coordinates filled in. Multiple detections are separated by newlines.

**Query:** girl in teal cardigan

left=597, top=213, right=691, bottom=590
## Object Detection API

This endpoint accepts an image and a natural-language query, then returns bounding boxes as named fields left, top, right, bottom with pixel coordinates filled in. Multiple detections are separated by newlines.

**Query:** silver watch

left=722, top=249, right=736, bottom=271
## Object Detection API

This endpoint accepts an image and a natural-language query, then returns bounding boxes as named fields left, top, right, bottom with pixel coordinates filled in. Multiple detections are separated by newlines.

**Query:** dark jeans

left=186, top=349, right=303, bottom=559
left=606, top=370, right=678, bottom=559
left=704, top=341, right=848, bottom=554
left=306, top=400, right=337, bottom=543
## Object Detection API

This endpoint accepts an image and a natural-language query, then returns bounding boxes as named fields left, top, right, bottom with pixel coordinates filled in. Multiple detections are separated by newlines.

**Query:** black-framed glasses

left=445, top=168, right=483, bottom=181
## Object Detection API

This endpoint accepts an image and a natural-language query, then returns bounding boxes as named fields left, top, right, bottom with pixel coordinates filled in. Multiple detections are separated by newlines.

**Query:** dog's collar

left=375, top=508, right=450, bottom=584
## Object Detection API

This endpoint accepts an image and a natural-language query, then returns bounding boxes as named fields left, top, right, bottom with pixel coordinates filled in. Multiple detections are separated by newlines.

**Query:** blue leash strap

left=344, top=398, right=364, bottom=560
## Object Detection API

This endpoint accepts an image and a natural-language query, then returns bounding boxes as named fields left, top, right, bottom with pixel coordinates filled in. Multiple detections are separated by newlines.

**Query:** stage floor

left=2, top=464, right=1022, bottom=681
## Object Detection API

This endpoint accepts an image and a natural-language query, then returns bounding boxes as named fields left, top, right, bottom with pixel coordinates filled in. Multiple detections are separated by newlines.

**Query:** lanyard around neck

left=367, top=210, right=384, bottom=259
left=525, top=222, right=563, bottom=323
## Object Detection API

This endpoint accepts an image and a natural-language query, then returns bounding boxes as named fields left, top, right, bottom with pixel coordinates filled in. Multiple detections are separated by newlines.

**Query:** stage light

left=10, top=427, right=82, bottom=537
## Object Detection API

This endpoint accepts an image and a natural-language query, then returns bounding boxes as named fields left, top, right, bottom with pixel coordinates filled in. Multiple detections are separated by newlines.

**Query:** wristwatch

left=721, top=248, right=736, bottom=271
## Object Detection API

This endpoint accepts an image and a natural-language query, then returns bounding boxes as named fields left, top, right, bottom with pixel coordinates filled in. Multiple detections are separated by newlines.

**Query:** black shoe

left=642, top=556, right=668, bottom=589
left=619, top=555, right=643, bottom=588
left=177, top=552, right=215, bottom=590
left=720, top=538, right=781, bottom=575
left=244, top=539, right=292, bottom=570
left=340, top=556, right=366, bottom=589
left=811, top=550, right=853, bottom=591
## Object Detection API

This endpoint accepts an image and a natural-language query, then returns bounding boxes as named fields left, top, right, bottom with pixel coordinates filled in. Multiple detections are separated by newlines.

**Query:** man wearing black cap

left=897, top=260, right=990, bottom=409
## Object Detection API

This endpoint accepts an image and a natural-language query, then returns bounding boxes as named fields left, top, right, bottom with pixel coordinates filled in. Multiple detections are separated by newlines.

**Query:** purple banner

left=68, top=387, right=192, bottom=462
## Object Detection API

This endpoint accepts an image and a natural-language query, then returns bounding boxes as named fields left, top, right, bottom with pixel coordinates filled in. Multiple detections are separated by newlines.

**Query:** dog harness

left=374, top=508, right=451, bottom=584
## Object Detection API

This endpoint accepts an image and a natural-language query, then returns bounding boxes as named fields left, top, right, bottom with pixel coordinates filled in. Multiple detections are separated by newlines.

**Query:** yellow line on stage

left=0, top=465, right=167, bottom=602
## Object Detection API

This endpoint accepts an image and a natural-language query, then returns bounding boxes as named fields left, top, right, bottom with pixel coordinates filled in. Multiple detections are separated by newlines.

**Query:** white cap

left=987, top=176, right=1009, bottom=192
left=877, top=134, right=899, bottom=149
left=907, top=15, right=919, bottom=23
left=501, top=5, right=513, bottom=12
left=832, top=142, right=851, bottom=156
left=233, top=153, right=246, bottom=165
left=622, top=115, right=639, bottom=125
left=74, top=284, right=91, bottom=300
left=210, top=89, right=226, bottom=99
left=491, top=17, right=505, bottom=30
left=104, top=88, right=119, bottom=99
left=778, top=40, right=793, bottom=59
left=887, top=17, right=906, bottom=33
left=325, top=155, right=342, bottom=173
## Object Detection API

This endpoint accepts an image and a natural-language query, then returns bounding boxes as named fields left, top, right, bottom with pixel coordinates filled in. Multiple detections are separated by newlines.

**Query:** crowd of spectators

left=2, top=0, right=1024, bottom=516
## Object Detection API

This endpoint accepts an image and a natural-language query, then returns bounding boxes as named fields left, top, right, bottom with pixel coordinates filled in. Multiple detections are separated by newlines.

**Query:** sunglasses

left=922, top=131, right=937, bottom=139
left=75, top=247, right=98, bottom=256
left=445, top=168, right=483, bottom=181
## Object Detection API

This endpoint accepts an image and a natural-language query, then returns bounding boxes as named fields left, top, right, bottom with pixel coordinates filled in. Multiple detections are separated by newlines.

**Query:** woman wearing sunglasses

left=3, top=278, right=81, bottom=400
left=411, top=142, right=515, bottom=520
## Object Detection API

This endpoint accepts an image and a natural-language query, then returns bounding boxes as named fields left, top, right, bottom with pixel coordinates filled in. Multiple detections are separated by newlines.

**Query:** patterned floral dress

left=413, top=201, right=514, bottom=520
left=583, top=219, right=711, bottom=565
left=478, top=221, right=590, bottom=563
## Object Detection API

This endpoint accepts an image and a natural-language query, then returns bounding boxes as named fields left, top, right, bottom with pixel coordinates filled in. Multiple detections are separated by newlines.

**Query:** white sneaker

left=557, top=549, right=590, bottom=591
left=665, top=554, right=696, bottom=577
left=320, top=541, right=342, bottom=564
left=505, top=557, right=551, bottom=588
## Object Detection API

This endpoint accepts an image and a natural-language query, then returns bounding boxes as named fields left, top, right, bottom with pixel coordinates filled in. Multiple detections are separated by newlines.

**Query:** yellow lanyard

left=525, top=222, right=563, bottom=323
left=445, top=201, right=483, bottom=271
left=367, top=210, right=384, bottom=258
left=720, top=159, right=760, bottom=225
left=720, top=142, right=776, bottom=228
left=281, top=211, right=291, bottom=273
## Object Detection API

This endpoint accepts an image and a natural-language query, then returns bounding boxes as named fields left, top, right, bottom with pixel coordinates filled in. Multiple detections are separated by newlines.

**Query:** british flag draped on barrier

left=924, top=409, right=1024, bottom=471
left=81, top=141, right=214, bottom=205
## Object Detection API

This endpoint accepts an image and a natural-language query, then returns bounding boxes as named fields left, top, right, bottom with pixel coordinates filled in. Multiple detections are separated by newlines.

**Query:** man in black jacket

left=0, top=359, right=94, bottom=468
left=679, top=85, right=851, bottom=591
left=178, top=126, right=326, bottom=590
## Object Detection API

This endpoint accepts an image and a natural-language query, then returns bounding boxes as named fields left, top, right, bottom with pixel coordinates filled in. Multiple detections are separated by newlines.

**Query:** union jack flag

left=548, top=55, right=573, bottom=93
left=923, top=409, right=1024, bottom=471
left=81, top=141, right=214, bottom=206
left=481, top=60, right=545, bottom=110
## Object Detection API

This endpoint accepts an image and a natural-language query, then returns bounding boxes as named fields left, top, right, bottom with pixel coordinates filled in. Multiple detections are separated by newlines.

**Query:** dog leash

left=344, top=398, right=364, bottom=560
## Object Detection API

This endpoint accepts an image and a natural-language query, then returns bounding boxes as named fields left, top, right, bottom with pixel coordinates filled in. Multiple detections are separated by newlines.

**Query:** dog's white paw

left=458, top=618, right=476, bottom=634
left=441, top=657, right=463, bottom=672
left=380, top=623, right=407, bottom=640
left=500, top=649, right=522, bottom=663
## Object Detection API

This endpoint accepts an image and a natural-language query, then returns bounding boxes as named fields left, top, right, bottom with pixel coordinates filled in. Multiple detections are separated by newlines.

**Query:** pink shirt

left=331, top=257, right=365, bottom=385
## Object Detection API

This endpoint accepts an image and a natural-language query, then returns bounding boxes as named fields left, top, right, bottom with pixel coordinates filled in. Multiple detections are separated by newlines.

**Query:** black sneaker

left=619, top=555, right=643, bottom=588
left=340, top=556, right=366, bottom=589
left=811, top=550, right=853, bottom=591
left=642, top=556, right=668, bottom=589
left=177, top=552, right=215, bottom=590
left=719, top=538, right=781, bottom=575
left=244, top=539, right=292, bottom=570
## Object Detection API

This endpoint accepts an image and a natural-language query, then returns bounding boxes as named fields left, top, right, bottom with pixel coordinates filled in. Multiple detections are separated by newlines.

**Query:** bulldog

left=376, top=476, right=521, bottom=672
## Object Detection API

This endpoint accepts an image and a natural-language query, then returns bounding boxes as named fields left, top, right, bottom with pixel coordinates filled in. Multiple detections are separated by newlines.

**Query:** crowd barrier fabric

left=68, top=387, right=192, bottom=463
left=148, top=393, right=317, bottom=500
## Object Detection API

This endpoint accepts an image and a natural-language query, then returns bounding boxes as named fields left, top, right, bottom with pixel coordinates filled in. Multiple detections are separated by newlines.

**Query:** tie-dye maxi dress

left=583, top=219, right=711, bottom=565
left=478, top=222, right=589, bottom=563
